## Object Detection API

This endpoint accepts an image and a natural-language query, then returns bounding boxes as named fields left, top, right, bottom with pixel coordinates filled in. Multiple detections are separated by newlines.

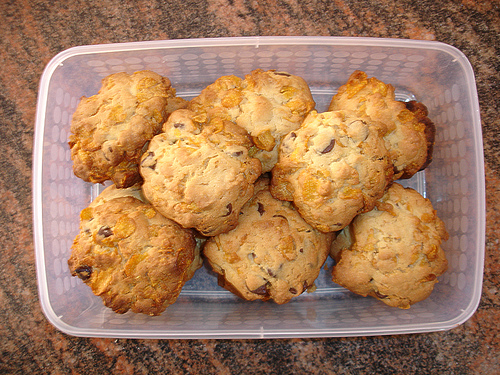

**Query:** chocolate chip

left=98, top=226, right=113, bottom=237
left=75, top=265, right=92, bottom=281
left=232, top=151, right=243, bottom=157
left=173, top=122, right=184, bottom=128
left=321, top=139, right=336, bottom=154
left=299, top=248, right=304, bottom=253
left=267, top=268, right=275, bottom=277
left=257, top=202, right=265, bottom=216
left=274, top=72, right=291, bottom=77
left=290, top=132, right=297, bottom=139
left=273, top=214, right=287, bottom=221
left=289, top=287, right=298, bottom=294
left=303, top=281, right=308, bottom=290
left=251, top=284, right=269, bottom=295
left=223, top=203, right=233, bottom=217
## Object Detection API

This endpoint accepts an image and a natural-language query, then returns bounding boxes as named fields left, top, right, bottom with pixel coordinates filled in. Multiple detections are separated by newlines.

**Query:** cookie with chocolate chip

left=328, top=70, right=432, bottom=179
left=68, top=184, right=202, bottom=316
left=331, top=182, right=449, bottom=309
left=69, top=70, right=187, bottom=188
left=140, top=109, right=262, bottom=236
left=203, top=177, right=334, bottom=304
left=188, top=69, right=316, bottom=172
left=270, top=110, right=394, bottom=233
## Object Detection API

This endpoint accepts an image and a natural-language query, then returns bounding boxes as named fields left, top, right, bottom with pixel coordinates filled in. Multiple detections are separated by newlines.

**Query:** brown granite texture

left=1, top=0, right=499, bottom=374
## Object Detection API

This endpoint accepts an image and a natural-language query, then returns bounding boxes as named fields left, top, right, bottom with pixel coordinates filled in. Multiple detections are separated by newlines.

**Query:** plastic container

left=33, top=36, right=485, bottom=339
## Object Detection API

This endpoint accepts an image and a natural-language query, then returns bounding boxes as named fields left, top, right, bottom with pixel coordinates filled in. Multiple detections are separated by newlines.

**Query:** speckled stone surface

left=1, top=0, right=499, bottom=373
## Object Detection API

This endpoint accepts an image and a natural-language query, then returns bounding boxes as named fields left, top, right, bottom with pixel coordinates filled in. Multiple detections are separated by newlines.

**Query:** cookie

left=68, top=184, right=202, bottom=316
left=328, top=70, right=431, bottom=179
left=188, top=69, right=315, bottom=172
left=203, top=177, right=334, bottom=304
left=403, top=100, right=436, bottom=172
left=331, top=182, right=449, bottom=309
left=69, top=70, right=187, bottom=188
left=140, top=109, right=262, bottom=236
left=270, top=110, right=393, bottom=233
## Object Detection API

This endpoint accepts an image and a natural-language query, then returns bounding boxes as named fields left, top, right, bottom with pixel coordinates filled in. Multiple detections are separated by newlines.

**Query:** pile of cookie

left=67, top=69, right=448, bottom=316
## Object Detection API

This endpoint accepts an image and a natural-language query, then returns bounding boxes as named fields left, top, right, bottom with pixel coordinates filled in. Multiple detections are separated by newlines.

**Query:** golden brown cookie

left=331, top=182, right=449, bottom=309
left=188, top=69, right=315, bottom=172
left=328, top=70, right=431, bottom=179
left=203, top=177, right=334, bottom=304
left=69, top=70, right=187, bottom=188
left=140, top=109, right=262, bottom=236
left=68, top=184, right=201, bottom=316
left=270, top=110, right=393, bottom=232
left=403, top=100, right=436, bottom=172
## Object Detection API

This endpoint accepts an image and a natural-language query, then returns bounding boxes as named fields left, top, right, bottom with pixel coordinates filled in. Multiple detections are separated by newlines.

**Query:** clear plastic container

left=33, top=36, right=485, bottom=339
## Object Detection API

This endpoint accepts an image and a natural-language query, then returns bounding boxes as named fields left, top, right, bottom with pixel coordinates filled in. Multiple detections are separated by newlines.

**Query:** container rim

left=39, top=36, right=475, bottom=78
left=32, top=36, right=486, bottom=339
left=49, top=323, right=456, bottom=340
left=44, top=35, right=472, bottom=59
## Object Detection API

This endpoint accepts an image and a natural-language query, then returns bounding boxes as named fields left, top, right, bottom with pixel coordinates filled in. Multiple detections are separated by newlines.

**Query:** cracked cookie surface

left=68, top=184, right=201, bottom=316
left=188, top=69, right=315, bottom=172
left=328, top=70, right=432, bottom=179
left=203, top=177, right=334, bottom=304
left=69, top=70, right=187, bottom=188
left=271, top=110, right=393, bottom=232
left=331, top=182, right=448, bottom=309
left=140, top=109, right=262, bottom=236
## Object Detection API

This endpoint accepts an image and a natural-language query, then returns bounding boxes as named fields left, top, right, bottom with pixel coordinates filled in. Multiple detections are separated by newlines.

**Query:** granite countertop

left=1, top=0, right=499, bottom=373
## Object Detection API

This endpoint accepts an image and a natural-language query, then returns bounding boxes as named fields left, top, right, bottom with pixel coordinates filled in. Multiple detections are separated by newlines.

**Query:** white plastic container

left=33, top=36, right=485, bottom=339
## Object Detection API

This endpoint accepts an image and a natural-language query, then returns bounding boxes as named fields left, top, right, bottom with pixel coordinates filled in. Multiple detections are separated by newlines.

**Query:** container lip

left=47, top=320, right=460, bottom=340
left=33, top=49, right=51, bottom=332
left=33, top=35, right=486, bottom=339
left=46, top=35, right=472, bottom=62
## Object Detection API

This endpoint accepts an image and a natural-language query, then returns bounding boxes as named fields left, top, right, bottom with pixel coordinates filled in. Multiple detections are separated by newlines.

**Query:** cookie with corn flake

left=203, top=177, right=334, bottom=304
left=328, top=70, right=431, bottom=179
left=270, top=110, right=393, bottom=233
left=68, top=184, right=201, bottom=316
left=331, top=182, right=448, bottom=309
left=188, top=69, right=315, bottom=172
left=140, top=109, right=262, bottom=237
left=403, top=99, right=436, bottom=172
left=69, top=70, right=187, bottom=188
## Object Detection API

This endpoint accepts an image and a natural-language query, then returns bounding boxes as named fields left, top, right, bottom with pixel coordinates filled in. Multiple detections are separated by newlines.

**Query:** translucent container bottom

left=34, top=36, right=485, bottom=339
